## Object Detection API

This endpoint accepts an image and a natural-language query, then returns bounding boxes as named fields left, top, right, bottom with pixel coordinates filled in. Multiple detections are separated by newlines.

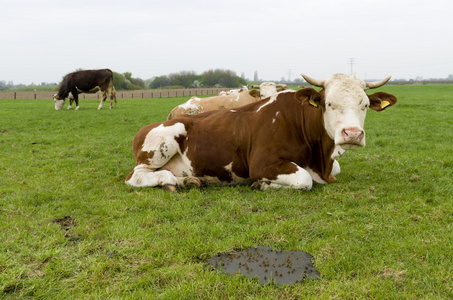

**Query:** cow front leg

left=250, top=161, right=313, bottom=191
left=125, top=165, right=178, bottom=187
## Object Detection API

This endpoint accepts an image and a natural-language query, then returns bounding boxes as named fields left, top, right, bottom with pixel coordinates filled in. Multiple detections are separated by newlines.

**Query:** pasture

left=1, top=85, right=452, bottom=299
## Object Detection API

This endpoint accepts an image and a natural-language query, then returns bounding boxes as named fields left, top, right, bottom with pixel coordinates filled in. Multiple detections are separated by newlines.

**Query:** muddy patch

left=208, top=245, right=320, bottom=286
left=52, top=216, right=79, bottom=242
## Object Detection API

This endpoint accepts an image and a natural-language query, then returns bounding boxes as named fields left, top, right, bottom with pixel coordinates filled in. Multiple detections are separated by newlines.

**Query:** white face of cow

left=302, top=73, right=392, bottom=151
left=322, top=74, right=369, bottom=150
left=259, top=82, right=278, bottom=99
left=53, top=94, right=66, bottom=110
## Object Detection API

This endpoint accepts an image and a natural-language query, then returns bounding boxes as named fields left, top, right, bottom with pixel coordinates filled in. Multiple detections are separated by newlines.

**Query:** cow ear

left=295, top=88, right=322, bottom=108
left=368, top=92, right=398, bottom=112
left=249, top=90, right=260, bottom=99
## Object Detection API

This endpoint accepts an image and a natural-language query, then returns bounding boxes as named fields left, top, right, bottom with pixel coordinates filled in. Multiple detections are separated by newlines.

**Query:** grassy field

left=1, top=85, right=452, bottom=299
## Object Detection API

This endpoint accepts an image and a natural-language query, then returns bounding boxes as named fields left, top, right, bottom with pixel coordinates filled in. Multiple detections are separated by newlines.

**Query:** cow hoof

left=251, top=181, right=263, bottom=190
left=163, top=184, right=179, bottom=193
left=183, top=176, right=202, bottom=189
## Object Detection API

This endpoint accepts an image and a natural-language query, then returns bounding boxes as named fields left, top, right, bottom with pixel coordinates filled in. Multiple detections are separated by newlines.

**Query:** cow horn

left=301, top=74, right=325, bottom=87
left=366, top=76, right=392, bottom=89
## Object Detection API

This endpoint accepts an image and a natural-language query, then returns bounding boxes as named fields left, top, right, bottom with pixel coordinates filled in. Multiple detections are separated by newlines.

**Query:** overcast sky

left=1, top=0, right=452, bottom=85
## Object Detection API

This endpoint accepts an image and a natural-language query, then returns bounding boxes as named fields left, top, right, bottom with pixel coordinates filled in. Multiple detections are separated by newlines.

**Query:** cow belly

left=77, top=86, right=100, bottom=94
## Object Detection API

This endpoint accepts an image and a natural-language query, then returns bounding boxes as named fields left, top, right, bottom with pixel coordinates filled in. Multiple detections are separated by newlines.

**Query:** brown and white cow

left=126, top=73, right=397, bottom=191
left=217, top=86, right=249, bottom=96
left=53, top=69, right=117, bottom=110
left=167, top=82, right=285, bottom=120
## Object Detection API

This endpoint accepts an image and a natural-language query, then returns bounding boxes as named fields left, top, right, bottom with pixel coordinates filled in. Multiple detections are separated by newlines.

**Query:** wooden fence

left=0, top=88, right=229, bottom=100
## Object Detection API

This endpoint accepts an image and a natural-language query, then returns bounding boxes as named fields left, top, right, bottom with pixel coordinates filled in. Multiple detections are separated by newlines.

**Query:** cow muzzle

left=338, top=127, right=365, bottom=149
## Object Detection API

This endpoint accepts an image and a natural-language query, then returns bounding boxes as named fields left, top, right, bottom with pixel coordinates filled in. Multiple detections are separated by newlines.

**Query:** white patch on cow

left=75, top=106, right=79, bottom=110
left=230, top=110, right=237, bottom=113
left=141, top=123, right=187, bottom=168
left=256, top=93, right=280, bottom=112
left=272, top=111, right=280, bottom=124
left=260, top=162, right=313, bottom=190
left=179, top=97, right=202, bottom=113
left=67, top=104, right=72, bottom=110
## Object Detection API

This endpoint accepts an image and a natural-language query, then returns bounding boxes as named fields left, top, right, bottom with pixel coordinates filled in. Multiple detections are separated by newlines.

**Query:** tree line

left=113, top=69, right=247, bottom=90
left=0, top=69, right=248, bottom=92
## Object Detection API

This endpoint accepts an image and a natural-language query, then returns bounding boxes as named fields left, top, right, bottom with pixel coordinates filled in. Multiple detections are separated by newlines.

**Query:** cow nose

left=342, top=128, right=364, bottom=144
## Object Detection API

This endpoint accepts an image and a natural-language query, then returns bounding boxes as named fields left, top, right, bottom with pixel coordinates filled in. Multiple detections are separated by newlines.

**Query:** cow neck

left=297, top=101, right=336, bottom=182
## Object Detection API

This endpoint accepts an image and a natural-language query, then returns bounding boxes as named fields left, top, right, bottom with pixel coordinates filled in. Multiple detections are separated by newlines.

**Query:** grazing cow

left=53, top=69, right=117, bottom=110
left=125, top=73, right=397, bottom=191
left=167, top=82, right=283, bottom=120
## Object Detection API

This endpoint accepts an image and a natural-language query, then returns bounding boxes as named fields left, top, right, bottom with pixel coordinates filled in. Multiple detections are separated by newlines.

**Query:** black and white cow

left=53, top=69, right=117, bottom=110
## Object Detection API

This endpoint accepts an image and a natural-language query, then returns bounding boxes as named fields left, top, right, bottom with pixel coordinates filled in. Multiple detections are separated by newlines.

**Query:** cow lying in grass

left=126, top=73, right=397, bottom=192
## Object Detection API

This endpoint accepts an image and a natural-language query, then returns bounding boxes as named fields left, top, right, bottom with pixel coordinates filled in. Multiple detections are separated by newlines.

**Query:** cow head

left=258, top=82, right=278, bottom=99
left=53, top=94, right=66, bottom=110
left=299, top=73, right=397, bottom=150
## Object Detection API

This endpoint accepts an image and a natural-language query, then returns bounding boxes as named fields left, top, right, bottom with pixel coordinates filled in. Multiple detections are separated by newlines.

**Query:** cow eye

left=362, top=104, right=368, bottom=110
left=327, top=103, right=334, bottom=109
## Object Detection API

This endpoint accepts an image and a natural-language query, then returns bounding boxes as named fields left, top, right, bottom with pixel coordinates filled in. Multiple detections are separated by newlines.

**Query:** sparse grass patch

left=1, top=86, right=452, bottom=298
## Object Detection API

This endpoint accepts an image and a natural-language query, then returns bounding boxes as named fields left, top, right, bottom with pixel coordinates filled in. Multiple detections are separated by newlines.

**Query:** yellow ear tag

left=309, top=99, right=318, bottom=108
left=380, top=100, right=390, bottom=109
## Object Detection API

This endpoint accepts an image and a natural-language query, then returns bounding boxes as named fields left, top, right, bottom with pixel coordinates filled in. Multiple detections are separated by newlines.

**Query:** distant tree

left=254, top=71, right=258, bottom=81
left=201, top=69, right=246, bottom=88
left=130, top=77, right=145, bottom=89
left=113, top=72, right=129, bottom=90
left=123, top=72, right=132, bottom=81
left=150, top=75, right=171, bottom=89
left=168, top=71, right=199, bottom=88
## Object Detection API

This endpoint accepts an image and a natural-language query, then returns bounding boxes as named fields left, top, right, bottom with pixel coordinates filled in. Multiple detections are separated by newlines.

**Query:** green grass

left=1, top=86, right=452, bottom=299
